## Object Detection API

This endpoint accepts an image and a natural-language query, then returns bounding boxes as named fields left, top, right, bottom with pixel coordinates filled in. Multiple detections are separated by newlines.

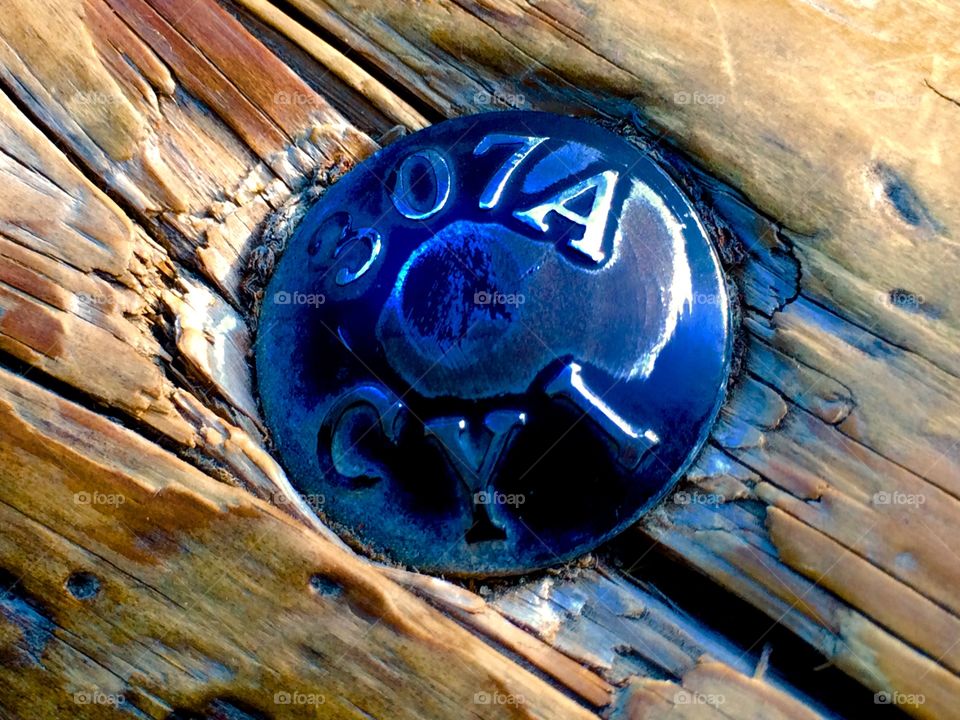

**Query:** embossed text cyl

left=256, top=112, right=732, bottom=576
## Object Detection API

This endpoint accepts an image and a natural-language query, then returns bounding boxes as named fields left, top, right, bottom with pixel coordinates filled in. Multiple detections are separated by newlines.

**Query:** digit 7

left=473, top=134, right=548, bottom=209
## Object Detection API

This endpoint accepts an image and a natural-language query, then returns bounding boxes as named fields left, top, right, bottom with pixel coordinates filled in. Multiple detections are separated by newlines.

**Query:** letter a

left=514, top=170, right=618, bottom=263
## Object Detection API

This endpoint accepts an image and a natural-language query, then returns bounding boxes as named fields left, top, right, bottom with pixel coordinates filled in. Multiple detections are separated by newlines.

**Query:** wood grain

left=258, top=1, right=960, bottom=715
left=285, top=0, right=960, bottom=375
left=0, top=1, right=826, bottom=717
left=0, top=365, right=599, bottom=719
left=1, top=0, right=958, bottom=718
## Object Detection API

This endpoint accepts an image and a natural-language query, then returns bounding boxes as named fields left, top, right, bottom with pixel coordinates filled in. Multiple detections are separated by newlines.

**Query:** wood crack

left=924, top=79, right=960, bottom=109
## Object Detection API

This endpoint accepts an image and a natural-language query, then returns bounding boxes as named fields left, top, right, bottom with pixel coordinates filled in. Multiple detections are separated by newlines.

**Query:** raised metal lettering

left=515, top=170, right=619, bottom=263
left=544, top=362, right=658, bottom=468
left=321, top=385, right=407, bottom=482
left=334, top=226, right=382, bottom=286
left=391, top=149, right=451, bottom=220
left=473, top=134, right=548, bottom=209
left=425, top=411, right=526, bottom=542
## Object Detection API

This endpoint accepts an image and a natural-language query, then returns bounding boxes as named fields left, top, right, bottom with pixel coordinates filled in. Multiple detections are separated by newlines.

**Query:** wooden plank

left=0, top=0, right=379, bottom=303
left=0, top=87, right=189, bottom=443
left=388, top=563, right=833, bottom=718
left=0, top=2, right=831, bottom=718
left=228, top=0, right=428, bottom=131
left=0, top=82, right=341, bottom=544
left=0, top=365, right=598, bottom=719
left=283, top=0, right=960, bottom=376
left=0, top=0, right=382, bottom=539
left=612, top=662, right=824, bottom=720
left=2, top=0, right=958, bottom=717
left=254, top=3, right=960, bottom=714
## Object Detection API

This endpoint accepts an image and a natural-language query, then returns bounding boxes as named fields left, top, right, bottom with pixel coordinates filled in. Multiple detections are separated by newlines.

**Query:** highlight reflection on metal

left=544, top=362, right=659, bottom=470
left=256, top=111, right=732, bottom=576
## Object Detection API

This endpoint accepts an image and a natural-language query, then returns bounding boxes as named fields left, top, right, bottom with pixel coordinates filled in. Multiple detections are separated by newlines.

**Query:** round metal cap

left=257, top=111, right=732, bottom=576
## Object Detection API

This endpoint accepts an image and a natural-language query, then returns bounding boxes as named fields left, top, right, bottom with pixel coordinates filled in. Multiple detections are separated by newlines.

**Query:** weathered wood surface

left=261, top=1, right=960, bottom=716
left=0, top=0, right=957, bottom=718
left=0, top=365, right=601, bottom=719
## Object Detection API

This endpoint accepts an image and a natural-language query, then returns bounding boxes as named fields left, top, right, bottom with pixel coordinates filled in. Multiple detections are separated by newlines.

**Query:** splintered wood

left=0, top=0, right=957, bottom=718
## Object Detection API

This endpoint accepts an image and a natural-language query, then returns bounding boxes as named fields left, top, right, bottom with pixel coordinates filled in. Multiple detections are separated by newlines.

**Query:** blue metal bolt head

left=256, top=111, right=732, bottom=576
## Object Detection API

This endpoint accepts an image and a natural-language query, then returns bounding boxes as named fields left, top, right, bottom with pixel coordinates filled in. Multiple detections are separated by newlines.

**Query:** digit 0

left=391, top=149, right=451, bottom=220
